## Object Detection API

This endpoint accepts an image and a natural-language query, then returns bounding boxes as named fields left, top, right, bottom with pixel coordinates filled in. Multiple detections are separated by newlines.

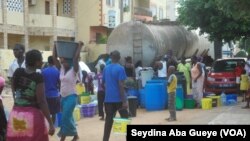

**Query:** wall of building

left=80, top=52, right=88, bottom=63
left=29, top=0, right=46, bottom=14
left=57, top=16, right=75, bottom=30
left=58, top=0, right=64, bottom=16
left=150, top=0, right=167, bottom=20
left=41, top=50, right=53, bottom=62
left=29, top=14, right=53, bottom=27
left=87, top=44, right=107, bottom=62
left=78, top=0, right=100, bottom=43
left=7, top=11, right=24, bottom=26
left=7, top=34, right=24, bottom=49
left=0, top=9, right=3, bottom=24
left=134, top=0, right=150, bottom=8
left=0, top=33, right=3, bottom=49
left=166, top=0, right=178, bottom=21
left=58, top=36, right=73, bottom=41
left=123, top=12, right=132, bottom=22
left=0, top=49, right=53, bottom=78
left=0, top=49, right=15, bottom=78
left=102, top=0, right=121, bottom=28
left=90, top=26, right=107, bottom=43
left=29, top=36, right=50, bottom=51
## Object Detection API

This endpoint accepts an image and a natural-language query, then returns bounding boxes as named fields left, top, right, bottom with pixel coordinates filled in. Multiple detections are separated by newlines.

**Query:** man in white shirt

left=157, top=56, right=167, bottom=78
left=158, top=60, right=167, bottom=78
left=8, top=44, right=26, bottom=80
left=95, top=56, right=106, bottom=73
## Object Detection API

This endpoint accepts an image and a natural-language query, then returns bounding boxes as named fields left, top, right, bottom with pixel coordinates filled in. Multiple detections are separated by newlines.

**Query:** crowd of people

left=1, top=42, right=250, bottom=141
left=0, top=42, right=84, bottom=141
left=0, top=42, right=132, bottom=141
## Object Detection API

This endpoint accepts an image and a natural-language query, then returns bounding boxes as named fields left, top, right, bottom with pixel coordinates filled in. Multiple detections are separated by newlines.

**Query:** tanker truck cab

left=205, top=58, right=245, bottom=94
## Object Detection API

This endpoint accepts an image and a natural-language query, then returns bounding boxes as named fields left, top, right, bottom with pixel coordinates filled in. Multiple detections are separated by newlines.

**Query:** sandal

left=99, top=117, right=105, bottom=121
left=165, top=117, right=171, bottom=120
left=165, top=117, right=176, bottom=122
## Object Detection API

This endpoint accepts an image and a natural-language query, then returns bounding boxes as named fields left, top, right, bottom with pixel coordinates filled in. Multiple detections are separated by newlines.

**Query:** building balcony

left=57, top=16, right=75, bottom=30
left=7, top=11, right=24, bottom=26
left=29, top=14, right=53, bottom=27
left=134, top=7, right=152, bottom=17
left=29, top=14, right=75, bottom=31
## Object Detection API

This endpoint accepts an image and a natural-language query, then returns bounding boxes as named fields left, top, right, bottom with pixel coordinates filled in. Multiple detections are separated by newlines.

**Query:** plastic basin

left=56, top=41, right=78, bottom=59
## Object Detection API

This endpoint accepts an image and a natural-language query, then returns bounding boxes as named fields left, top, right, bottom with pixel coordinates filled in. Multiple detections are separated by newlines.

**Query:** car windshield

left=212, top=59, right=245, bottom=72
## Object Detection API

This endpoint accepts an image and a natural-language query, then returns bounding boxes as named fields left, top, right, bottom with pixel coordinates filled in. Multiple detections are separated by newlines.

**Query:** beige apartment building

left=78, top=0, right=167, bottom=62
left=0, top=0, right=77, bottom=50
left=0, top=0, right=168, bottom=76
left=0, top=0, right=77, bottom=77
left=78, top=0, right=167, bottom=45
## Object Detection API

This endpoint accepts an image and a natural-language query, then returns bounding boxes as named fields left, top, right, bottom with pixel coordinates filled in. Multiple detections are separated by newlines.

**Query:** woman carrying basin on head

left=53, top=41, right=83, bottom=141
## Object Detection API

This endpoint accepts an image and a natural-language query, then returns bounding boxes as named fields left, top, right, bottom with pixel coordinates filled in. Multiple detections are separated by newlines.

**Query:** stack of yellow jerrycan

left=240, top=74, right=248, bottom=91
left=76, top=83, right=91, bottom=104
left=201, top=98, right=212, bottom=110
left=76, top=83, right=85, bottom=95
left=206, top=94, right=221, bottom=107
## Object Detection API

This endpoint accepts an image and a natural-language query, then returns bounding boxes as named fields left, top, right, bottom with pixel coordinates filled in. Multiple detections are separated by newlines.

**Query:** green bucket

left=184, top=99, right=195, bottom=109
left=176, top=98, right=184, bottom=110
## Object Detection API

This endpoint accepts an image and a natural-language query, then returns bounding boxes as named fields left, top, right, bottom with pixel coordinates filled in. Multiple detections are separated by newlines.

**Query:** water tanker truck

left=107, top=21, right=213, bottom=67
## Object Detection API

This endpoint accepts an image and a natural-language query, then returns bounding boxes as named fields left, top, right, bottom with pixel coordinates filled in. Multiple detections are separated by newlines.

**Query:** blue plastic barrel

left=139, top=89, right=146, bottom=108
left=146, top=79, right=168, bottom=109
left=145, top=83, right=165, bottom=111
left=176, top=85, right=184, bottom=110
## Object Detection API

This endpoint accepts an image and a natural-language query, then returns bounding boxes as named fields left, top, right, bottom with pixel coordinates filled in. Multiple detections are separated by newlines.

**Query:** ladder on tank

left=132, top=21, right=143, bottom=64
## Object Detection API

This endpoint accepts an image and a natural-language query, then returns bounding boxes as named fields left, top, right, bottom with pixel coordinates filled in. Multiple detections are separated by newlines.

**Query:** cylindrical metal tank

left=107, top=21, right=212, bottom=66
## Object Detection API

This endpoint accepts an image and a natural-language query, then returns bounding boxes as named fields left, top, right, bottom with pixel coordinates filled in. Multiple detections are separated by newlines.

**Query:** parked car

left=205, top=58, right=246, bottom=94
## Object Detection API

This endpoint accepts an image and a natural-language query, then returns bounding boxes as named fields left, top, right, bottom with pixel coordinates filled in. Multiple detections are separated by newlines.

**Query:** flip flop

left=167, top=118, right=177, bottom=122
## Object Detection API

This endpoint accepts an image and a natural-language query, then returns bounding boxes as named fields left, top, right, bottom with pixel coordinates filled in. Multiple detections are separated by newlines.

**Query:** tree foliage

left=235, top=50, right=247, bottom=58
left=177, top=0, right=250, bottom=59
left=215, top=0, right=250, bottom=20
left=238, top=38, right=250, bottom=52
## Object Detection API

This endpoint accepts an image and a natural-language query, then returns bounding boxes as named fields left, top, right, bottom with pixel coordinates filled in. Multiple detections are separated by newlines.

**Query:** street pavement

left=2, top=89, right=250, bottom=141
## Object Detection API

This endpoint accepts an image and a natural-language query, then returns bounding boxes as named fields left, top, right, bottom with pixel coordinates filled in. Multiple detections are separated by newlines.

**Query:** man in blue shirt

left=42, top=56, right=60, bottom=124
left=102, top=50, right=128, bottom=141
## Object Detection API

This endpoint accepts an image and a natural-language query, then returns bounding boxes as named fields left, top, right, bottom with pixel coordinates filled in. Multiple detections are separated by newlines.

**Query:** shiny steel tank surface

left=107, top=21, right=213, bottom=66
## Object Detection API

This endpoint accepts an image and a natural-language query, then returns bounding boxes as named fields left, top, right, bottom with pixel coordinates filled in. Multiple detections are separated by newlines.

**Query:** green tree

left=235, top=50, right=247, bottom=58
left=177, top=0, right=250, bottom=59
left=238, top=37, right=250, bottom=53
left=215, top=0, right=250, bottom=20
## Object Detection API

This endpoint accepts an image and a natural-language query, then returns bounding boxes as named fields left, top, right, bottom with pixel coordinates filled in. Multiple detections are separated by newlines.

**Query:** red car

left=205, top=58, right=246, bottom=94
